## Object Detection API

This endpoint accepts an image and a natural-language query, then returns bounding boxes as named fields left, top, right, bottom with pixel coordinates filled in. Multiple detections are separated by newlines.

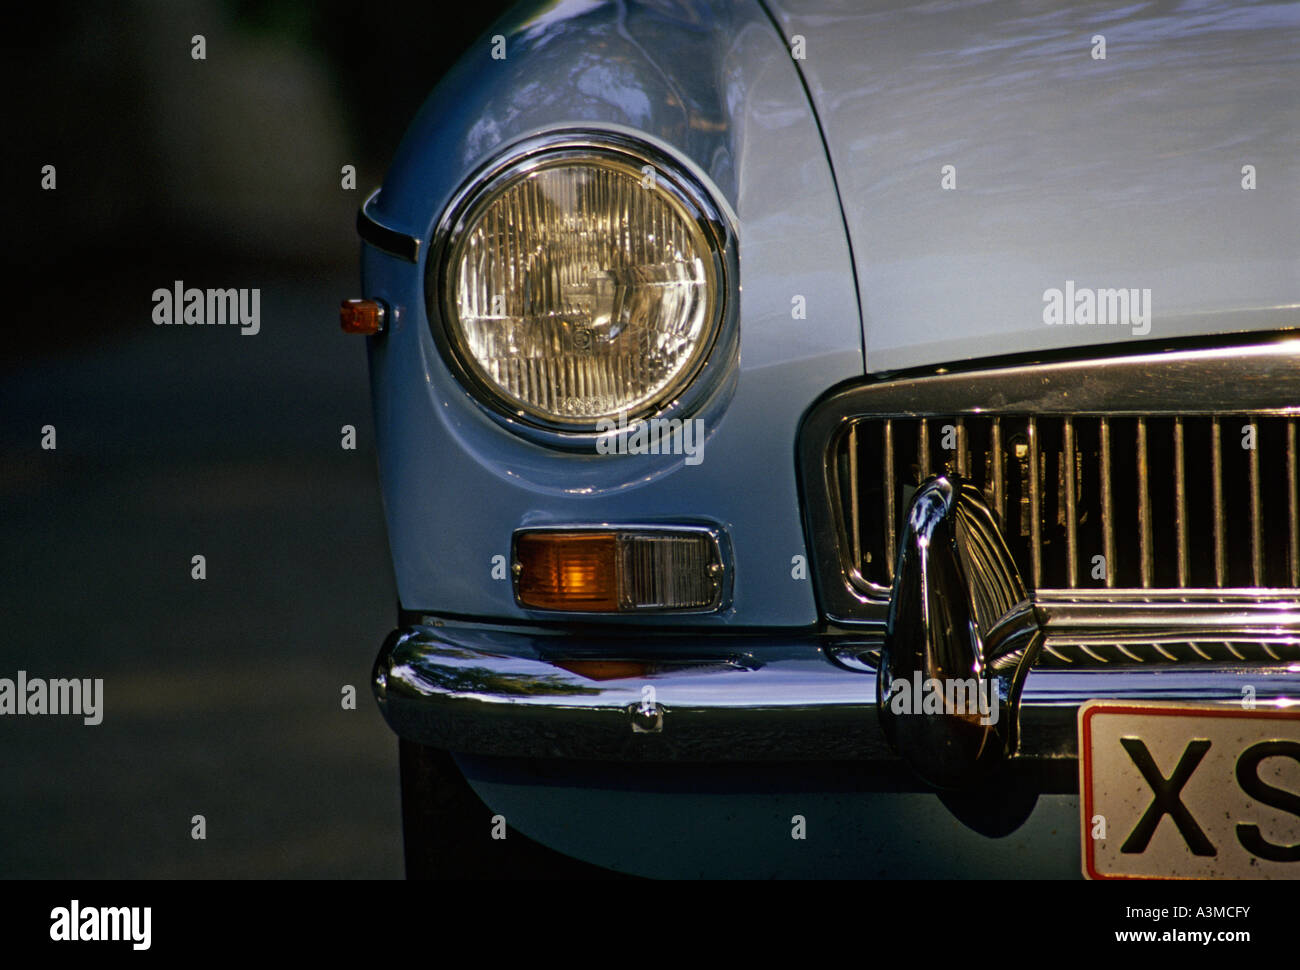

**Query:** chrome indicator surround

left=509, top=524, right=732, bottom=616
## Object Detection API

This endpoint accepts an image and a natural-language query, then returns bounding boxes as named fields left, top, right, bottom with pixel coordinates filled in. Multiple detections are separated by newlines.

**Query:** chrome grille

left=798, top=335, right=1300, bottom=633
left=836, top=413, right=1300, bottom=592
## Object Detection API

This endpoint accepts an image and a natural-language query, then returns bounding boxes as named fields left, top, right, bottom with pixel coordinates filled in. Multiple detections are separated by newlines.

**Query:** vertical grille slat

left=1027, top=417, right=1042, bottom=588
left=1063, top=417, right=1078, bottom=587
left=884, top=419, right=896, bottom=583
left=1211, top=417, right=1227, bottom=587
left=990, top=418, right=1005, bottom=528
left=1174, top=418, right=1189, bottom=587
left=1248, top=421, right=1264, bottom=587
left=838, top=411, right=1300, bottom=594
left=1136, top=418, right=1153, bottom=589
left=1289, top=419, right=1299, bottom=587
left=847, top=423, right=861, bottom=574
left=1100, top=418, right=1116, bottom=589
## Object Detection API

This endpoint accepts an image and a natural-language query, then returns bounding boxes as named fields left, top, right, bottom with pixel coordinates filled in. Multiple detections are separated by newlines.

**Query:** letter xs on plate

left=1079, top=702, right=1300, bottom=879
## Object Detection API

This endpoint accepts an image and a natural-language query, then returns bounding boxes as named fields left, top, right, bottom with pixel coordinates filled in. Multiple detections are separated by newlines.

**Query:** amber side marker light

left=513, top=528, right=724, bottom=613
left=340, top=298, right=386, bottom=334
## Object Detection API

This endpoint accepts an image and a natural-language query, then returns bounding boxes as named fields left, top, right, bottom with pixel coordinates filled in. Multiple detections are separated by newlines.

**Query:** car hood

left=763, top=0, right=1299, bottom=373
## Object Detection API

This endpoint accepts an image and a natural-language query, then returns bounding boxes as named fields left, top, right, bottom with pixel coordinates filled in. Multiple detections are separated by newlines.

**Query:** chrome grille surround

left=799, top=333, right=1300, bottom=663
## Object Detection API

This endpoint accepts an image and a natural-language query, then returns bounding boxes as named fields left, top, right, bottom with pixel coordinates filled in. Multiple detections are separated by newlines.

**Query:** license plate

left=1079, top=701, right=1300, bottom=879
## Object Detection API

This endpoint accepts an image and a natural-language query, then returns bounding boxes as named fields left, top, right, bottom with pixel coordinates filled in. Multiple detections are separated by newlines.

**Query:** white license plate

left=1079, top=701, right=1300, bottom=879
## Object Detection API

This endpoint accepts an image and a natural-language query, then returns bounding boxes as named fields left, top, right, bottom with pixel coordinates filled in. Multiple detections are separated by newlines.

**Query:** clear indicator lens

left=444, top=155, right=721, bottom=426
left=617, top=532, right=719, bottom=611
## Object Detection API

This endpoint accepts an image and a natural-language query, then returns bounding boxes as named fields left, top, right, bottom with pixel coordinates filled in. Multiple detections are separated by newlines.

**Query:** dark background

left=3, top=0, right=514, bottom=877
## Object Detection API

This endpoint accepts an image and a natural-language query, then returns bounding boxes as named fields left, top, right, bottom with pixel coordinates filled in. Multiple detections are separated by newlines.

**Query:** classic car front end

left=350, top=0, right=1300, bottom=878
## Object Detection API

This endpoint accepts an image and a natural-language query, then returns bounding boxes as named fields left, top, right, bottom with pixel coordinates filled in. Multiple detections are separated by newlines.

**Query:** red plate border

left=1079, top=700, right=1300, bottom=881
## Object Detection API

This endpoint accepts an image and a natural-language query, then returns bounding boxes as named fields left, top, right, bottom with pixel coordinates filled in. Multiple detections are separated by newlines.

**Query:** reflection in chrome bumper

left=372, top=624, right=1300, bottom=764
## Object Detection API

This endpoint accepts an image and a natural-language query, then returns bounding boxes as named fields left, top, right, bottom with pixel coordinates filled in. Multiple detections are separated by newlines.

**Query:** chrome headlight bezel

left=426, top=130, right=738, bottom=444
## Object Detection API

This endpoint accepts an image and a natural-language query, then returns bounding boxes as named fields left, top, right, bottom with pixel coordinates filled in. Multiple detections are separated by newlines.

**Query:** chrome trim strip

left=356, top=188, right=421, bottom=263
left=373, top=624, right=1300, bottom=762
left=1038, top=637, right=1300, bottom=666
left=1036, top=593, right=1300, bottom=636
left=834, top=335, right=1300, bottom=415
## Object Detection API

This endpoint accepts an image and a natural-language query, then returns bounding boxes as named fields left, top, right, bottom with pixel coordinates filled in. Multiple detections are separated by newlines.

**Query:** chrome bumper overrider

left=879, top=476, right=1043, bottom=787
left=372, top=621, right=1300, bottom=766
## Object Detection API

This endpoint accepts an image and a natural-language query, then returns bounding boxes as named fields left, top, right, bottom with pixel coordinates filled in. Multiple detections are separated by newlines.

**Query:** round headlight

left=433, top=138, right=729, bottom=431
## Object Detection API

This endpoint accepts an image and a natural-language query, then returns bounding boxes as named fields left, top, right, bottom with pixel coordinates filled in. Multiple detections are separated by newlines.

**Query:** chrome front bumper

left=373, top=335, right=1300, bottom=778
left=372, top=622, right=1300, bottom=764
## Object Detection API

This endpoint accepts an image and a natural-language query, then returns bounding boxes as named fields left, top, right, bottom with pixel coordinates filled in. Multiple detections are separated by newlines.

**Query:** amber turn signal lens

left=340, top=298, right=386, bottom=334
left=514, top=532, right=620, bottom=611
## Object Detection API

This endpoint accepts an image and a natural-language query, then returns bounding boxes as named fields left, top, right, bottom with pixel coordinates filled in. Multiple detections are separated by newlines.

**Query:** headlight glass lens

left=440, top=150, right=723, bottom=428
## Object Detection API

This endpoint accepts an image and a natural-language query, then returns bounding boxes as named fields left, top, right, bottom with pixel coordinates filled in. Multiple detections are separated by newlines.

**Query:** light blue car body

left=361, top=0, right=1299, bottom=877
